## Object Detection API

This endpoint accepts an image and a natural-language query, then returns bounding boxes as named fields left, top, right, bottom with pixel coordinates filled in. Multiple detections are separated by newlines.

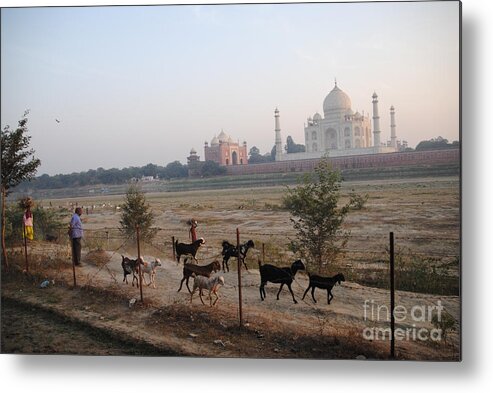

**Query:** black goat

left=121, top=255, right=144, bottom=287
left=221, top=239, right=255, bottom=272
left=259, top=259, right=305, bottom=304
left=174, top=238, right=205, bottom=263
left=302, top=273, right=345, bottom=304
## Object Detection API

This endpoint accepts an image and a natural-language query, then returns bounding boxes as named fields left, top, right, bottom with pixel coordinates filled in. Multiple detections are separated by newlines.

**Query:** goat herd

left=120, top=237, right=345, bottom=308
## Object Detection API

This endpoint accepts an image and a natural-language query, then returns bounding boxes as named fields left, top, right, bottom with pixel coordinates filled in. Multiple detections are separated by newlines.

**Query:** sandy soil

left=2, top=176, right=460, bottom=360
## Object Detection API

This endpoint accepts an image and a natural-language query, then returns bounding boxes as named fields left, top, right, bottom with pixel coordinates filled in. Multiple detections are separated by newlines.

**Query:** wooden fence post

left=137, top=225, right=143, bottom=303
left=23, top=222, right=29, bottom=273
left=172, top=236, right=176, bottom=262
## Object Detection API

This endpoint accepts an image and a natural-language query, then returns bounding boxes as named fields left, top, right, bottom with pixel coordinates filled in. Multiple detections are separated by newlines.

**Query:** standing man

left=69, top=207, right=84, bottom=266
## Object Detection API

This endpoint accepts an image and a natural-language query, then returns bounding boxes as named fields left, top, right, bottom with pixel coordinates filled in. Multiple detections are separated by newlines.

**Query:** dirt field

left=1, top=176, right=460, bottom=360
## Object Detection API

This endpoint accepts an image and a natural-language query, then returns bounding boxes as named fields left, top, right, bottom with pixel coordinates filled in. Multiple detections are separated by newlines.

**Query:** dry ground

left=2, top=176, right=460, bottom=360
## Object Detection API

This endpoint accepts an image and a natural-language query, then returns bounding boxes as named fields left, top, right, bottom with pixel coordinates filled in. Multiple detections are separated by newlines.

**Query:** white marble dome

left=217, top=130, right=229, bottom=143
left=313, top=112, right=322, bottom=121
left=323, top=84, right=352, bottom=115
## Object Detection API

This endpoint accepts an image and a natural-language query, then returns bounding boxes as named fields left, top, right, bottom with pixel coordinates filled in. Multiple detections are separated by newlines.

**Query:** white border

left=1, top=0, right=492, bottom=392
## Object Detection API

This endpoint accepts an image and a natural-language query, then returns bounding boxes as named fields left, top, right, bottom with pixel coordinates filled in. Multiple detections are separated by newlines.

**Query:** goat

left=221, top=239, right=255, bottom=272
left=302, top=273, right=345, bottom=304
left=190, top=275, right=225, bottom=307
left=121, top=255, right=144, bottom=287
left=174, top=238, right=205, bottom=264
left=177, top=260, right=221, bottom=294
left=141, top=258, right=162, bottom=289
left=259, top=259, right=305, bottom=304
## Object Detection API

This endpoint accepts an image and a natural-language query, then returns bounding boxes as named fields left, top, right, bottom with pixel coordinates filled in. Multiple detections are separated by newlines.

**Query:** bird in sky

left=55, top=119, right=60, bottom=123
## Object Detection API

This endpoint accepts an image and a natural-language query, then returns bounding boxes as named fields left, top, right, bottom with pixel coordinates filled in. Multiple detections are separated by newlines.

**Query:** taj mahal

left=188, top=81, right=403, bottom=170
left=274, top=81, right=399, bottom=162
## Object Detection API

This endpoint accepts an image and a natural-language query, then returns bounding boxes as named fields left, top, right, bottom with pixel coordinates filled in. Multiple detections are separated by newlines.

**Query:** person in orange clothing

left=188, top=218, right=198, bottom=242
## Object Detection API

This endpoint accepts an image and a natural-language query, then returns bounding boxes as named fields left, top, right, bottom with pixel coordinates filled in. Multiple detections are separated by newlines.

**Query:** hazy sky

left=1, top=1, right=460, bottom=176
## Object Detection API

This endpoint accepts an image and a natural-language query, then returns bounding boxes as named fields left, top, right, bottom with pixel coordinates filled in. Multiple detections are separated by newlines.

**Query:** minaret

left=390, top=105, right=397, bottom=149
left=274, top=107, right=282, bottom=161
left=372, top=92, right=381, bottom=147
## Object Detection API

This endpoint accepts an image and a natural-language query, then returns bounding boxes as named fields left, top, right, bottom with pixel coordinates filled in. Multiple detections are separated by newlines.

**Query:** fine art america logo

left=362, top=299, right=444, bottom=342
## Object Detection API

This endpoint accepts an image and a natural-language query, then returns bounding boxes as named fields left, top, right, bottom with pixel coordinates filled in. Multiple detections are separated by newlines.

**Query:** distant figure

left=23, top=207, right=34, bottom=240
left=68, top=207, right=84, bottom=266
left=188, top=218, right=198, bottom=242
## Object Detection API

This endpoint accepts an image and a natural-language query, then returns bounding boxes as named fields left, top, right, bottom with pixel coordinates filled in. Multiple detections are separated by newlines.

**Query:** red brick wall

left=225, top=149, right=460, bottom=176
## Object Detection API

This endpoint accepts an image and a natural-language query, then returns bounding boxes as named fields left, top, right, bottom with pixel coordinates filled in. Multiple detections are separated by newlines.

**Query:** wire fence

left=9, top=223, right=460, bottom=359
left=65, top=225, right=459, bottom=297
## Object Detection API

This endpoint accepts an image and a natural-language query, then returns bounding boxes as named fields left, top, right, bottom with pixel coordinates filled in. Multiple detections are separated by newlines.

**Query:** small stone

left=356, top=355, right=366, bottom=360
left=213, top=339, right=225, bottom=347
left=273, top=348, right=280, bottom=353
left=129, top=298, right=137, bottom=308
left=189, top=333, right=198, bottom=338
left=99, top=316, right=104, bottom=320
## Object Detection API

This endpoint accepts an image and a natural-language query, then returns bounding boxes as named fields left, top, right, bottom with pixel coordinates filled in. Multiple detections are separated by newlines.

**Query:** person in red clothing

left=188, top=218, right=198, bottom=242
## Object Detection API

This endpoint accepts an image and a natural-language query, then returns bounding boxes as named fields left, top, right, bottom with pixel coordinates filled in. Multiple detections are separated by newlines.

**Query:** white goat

left=190, top=275, right=225, bottom=307
left=141, top=258, right=162, bottom=288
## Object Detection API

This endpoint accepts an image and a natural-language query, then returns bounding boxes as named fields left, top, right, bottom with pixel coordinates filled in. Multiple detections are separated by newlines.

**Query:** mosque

left=274, top=81, right=399, bottom=162
left=203, top=130, right=248, bottom=166
left=187, top=129, right=248, bottom=174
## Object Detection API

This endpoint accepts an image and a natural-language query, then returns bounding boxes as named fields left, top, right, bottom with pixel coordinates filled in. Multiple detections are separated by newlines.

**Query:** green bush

left=431, top=311, right=457, bottom=342
left=348, top=192, right=369, bottom=210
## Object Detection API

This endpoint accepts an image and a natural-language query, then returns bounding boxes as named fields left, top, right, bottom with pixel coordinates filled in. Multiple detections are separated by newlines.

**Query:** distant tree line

left=248, top=135, right=305, bottom=164
left=248, top=146, right=274, bottom=164
left=14, top=135, right=459, bottom=192
left=415, top=137, right=459, bottom=151
left=15, top=161, right=188, bottom=191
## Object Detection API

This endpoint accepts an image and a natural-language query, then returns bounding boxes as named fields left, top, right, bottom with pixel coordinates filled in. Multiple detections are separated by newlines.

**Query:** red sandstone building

left=204, top=130, right=248, bottom=166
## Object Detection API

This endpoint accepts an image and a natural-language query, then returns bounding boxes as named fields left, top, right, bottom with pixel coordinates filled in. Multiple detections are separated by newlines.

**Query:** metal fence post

left=237, top=228, right=243, bottom=328
left=390, top=231, right=395, bottom=359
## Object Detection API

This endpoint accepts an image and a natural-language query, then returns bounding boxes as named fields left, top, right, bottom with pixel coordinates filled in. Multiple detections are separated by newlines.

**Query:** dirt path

left=2, top=246, right=459, bottom=360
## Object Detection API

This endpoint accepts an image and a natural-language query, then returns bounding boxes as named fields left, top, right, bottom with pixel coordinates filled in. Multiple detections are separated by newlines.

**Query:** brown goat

left=177, top=260, right=221, bottom=294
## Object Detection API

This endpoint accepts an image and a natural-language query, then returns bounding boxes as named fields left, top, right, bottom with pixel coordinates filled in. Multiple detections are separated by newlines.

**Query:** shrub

left=282, top=158, right=364, bottom=273
left=348, top=192, right=369, bottom=210
left=119, top=184, right=155, bottom=243
left=431, top=310, right=457, bottom=342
